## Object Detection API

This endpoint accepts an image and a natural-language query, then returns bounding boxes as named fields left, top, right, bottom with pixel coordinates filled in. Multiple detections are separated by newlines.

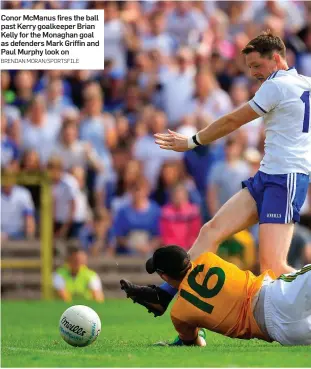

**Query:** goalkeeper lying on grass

left=120, top=245, right=311, bottom=346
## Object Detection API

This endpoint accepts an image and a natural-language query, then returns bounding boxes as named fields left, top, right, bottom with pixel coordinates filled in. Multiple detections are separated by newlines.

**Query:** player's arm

left=57, top=289, right=71, bottom=302
left=91, top=289, right=105, bottom=302
left=194, top=103, right=260, bottom=146
left=52, top=273, right=71, bottom=302
left=24, top=213, right=36, bottom=239
left=170, top=315, right=206, bottom=347
left=154, top=104, right=259, bottom=151
left=195, top=79, right=282, bottom=147
left=155, top=79, right=280, bottom=152
left=89, top=275, right=105, bottom=303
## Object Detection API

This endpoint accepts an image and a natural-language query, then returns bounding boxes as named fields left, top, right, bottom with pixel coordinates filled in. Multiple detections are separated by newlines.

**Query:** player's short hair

left=241, top=30, right=286, bottom=58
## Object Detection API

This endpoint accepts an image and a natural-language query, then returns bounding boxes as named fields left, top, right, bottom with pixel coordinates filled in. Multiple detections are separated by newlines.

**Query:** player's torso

left=57, top=265, right=93, bottom=299
left=261, top=72, right=311, bottom=175
left=172, top=253, right=274, bottom=340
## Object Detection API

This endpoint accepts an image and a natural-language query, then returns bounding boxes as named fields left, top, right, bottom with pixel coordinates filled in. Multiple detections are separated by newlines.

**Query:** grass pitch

left=1, top=300, right=310, bottom=367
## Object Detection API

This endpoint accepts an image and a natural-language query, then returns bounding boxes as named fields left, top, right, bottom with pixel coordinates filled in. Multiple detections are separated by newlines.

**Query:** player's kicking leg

left=259, top=223, right=295, bottom=275
left=256, top=172, right=309, bottom=276
left=187, top=187, right=259, bottom=260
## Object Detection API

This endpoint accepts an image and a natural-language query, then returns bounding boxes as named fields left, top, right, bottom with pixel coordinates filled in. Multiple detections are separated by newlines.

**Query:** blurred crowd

left=2, top=0, right=311, bottom=272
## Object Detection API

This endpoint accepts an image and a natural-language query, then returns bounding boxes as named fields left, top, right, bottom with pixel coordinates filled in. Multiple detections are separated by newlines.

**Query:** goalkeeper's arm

left=170, top=329, right=207, bottom=347
left=171, top=316, right=207, bottom=347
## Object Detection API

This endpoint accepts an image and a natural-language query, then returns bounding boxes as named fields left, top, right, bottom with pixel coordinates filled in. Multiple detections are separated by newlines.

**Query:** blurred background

left=1, top=0, right=311, bottom=302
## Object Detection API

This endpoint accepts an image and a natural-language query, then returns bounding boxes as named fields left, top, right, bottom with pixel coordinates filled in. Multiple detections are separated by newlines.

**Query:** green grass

left=1, top=300, right=310, bottom=367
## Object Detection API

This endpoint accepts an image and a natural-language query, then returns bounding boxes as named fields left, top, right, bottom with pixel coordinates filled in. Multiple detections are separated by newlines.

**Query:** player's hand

left=154, top=129, right=190, bottom=152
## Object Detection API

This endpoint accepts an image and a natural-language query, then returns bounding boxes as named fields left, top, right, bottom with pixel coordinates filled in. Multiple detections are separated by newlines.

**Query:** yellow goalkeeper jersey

left=171, top=252, right=275, bottom=342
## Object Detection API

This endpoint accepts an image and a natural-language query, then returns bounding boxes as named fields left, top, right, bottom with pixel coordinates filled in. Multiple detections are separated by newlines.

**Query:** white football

left=59, top=305, right=101, bottom=347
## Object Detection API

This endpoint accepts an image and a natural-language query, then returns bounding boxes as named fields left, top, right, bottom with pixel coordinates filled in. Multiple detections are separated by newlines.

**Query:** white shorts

left=264, top=265, right=311, bottom=346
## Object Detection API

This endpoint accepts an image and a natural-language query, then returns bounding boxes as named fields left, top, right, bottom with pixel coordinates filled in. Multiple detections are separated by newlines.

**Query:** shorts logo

left=267, top=213, right=282, bottom=218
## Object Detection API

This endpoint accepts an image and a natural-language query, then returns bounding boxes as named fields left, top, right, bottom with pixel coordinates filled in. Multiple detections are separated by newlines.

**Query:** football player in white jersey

left=154, top=31, right=311, bottom=283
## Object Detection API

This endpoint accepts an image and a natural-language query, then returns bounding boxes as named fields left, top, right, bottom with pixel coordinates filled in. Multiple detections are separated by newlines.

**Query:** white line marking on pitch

left=4, top=346, right=106, bottom=359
